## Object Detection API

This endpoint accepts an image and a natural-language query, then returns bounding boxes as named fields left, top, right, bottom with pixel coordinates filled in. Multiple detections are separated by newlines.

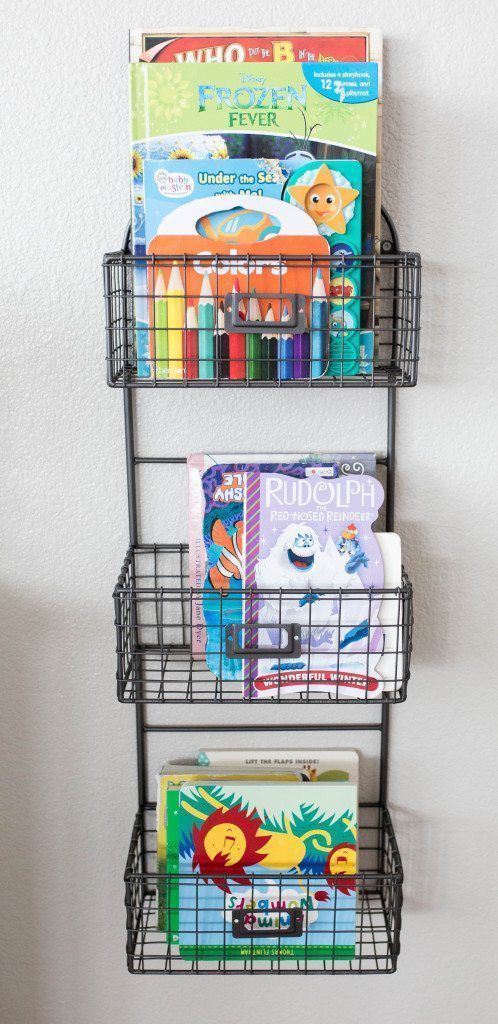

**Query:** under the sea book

left=177, top=781, right=357, bottom=961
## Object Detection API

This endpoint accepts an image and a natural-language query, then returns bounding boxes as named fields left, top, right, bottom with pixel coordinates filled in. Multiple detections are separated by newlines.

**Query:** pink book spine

left=187, top=455, right=206, bottom=657
left=243, top=470, right=261, bottom=699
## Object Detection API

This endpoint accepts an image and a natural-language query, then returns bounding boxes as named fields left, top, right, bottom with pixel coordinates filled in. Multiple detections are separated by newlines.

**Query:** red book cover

left=130, top=31, right=378, bottom=66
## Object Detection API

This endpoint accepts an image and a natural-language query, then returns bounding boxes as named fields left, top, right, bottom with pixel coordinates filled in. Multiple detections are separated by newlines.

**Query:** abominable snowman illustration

left=254, top=523, right=382, bottom=686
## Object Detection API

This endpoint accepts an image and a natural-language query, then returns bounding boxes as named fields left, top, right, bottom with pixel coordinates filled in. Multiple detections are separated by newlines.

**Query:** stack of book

left=156, top=748, right=359, bottom=962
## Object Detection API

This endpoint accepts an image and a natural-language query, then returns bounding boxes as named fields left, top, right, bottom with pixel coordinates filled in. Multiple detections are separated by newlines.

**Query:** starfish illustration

left=288, top=163, right=358, bottom=235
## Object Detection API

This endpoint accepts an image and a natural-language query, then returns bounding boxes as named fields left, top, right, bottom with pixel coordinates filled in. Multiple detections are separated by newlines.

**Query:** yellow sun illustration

left=147, top=69, right=193, bottom=123
left=288, top=164, right=358, bottom=235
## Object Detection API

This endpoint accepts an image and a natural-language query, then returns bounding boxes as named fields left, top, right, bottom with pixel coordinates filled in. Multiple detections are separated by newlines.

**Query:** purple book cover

left=244, top=469, right=385, bottom=699
left=187, top=452, right=377, bottom=659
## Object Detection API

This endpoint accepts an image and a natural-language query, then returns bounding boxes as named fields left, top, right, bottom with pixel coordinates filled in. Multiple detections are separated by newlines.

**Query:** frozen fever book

left=177, top=782, right=357, bottom=961
left=242, top=469, right=385, bottom=698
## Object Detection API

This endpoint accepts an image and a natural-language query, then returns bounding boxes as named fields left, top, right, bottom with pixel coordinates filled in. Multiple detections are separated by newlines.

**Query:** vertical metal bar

left=379, top=386, right=396, bottom=807
left=124, top=388, right=147, bottom=811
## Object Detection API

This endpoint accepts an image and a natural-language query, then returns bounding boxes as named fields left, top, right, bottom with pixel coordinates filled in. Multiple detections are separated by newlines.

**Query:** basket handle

left=225, top=623, right=301, bottom=659
left=232, top=907, right=304, bottom=938
left=224, top=292, right=307, bottom=334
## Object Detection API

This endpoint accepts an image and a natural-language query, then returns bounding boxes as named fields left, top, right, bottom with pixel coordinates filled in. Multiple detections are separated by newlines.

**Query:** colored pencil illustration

left=217, top=301, right=230, bottom=379
left=198, top=272, right=215, bottom=380
left=311, top=268, right=329, bottom=378
left=278, top=303, right=293, bottom=381
left=262, top=305, right=278, bottom=381
left=166, top=262, right=185, bottom=380
left=228, top=278, right=246, bottom=380
left=247, top=289, right=262, bottom=380
left=185, top=302, right=198, bottom=379
left=154, top=270, right=168, bottom=380
left=293, top=307, right=310, bottom=379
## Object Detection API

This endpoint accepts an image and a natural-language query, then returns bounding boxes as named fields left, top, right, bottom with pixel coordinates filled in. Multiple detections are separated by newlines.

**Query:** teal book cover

left=177, top=782, right=358, bottom=961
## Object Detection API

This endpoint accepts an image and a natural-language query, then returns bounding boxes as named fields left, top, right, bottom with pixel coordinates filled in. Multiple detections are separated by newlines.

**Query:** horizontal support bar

left=143, top=722, right=382, bottom=733
left=134, top=455, right=388, bottom=466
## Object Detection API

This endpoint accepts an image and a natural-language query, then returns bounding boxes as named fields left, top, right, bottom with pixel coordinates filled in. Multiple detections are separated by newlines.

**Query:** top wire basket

left=103, top=242, right=421, bottom=388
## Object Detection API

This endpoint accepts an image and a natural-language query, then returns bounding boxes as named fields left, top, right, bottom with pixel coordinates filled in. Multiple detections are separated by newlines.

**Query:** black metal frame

left=113, top=209, right=414, bottom=974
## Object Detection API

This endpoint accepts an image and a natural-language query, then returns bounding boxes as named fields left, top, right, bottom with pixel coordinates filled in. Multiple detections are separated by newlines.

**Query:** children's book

left=177, top=781, right=357, bottom=961
left=156, top=767, right=300, bottom=936
left=186, top=748, right=359, bottom=784
left=188, top=451, right=376, bottom=655
left=199, top=460, right=340, bottom=686
left=129, top=30, right=382, bottom=73
left=130, top=60, right=379, bottom=375
left=144, top=157, right=286, bottom=245
left=197, top=464, right=385, bottom=697
left=283, top=159, right=363, bottom=374
left=242, top=469, right=385, bottom=698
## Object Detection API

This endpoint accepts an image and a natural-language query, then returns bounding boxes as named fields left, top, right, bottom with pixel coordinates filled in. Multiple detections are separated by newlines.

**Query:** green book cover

left=156, top=769, right=299, bottom=936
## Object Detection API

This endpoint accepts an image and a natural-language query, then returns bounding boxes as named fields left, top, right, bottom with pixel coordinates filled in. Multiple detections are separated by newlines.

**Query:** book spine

left=243, top=470, right=261, bottom=698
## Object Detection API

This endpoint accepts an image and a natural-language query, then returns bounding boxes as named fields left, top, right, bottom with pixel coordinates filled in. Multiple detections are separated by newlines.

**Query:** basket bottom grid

left=125, top=805, right=403, bottom=975
left=119, top=647, right=407, bottom=704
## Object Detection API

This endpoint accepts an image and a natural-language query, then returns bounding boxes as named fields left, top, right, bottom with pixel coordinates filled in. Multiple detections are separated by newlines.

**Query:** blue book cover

left=177, top=781, right=357, bottom=961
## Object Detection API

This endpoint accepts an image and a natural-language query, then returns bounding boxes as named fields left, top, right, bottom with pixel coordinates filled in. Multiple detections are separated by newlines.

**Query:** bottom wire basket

left=125, top=804, right=403, bottom=975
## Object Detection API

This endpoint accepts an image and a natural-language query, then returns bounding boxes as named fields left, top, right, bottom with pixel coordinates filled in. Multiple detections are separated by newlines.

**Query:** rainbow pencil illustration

left=247, top=289, right=262, bottom=380
left=262, top=305, right=277, bottom=381
left=278, top=303, right=293, bottom=381
left=311, top=268, right=328, bottom=378
left=293, top=307, right=310, bottom=380
left=217, top=301, right=230, bottom=379
left=228, top=278, right=246, bottom=380
left=154, top=270, right=168, bottom=380
left=166, top=262, right=185, bottom=380
left=185, top=302, right=198, bottom=379
left=198, top=272, right=215, bottom=380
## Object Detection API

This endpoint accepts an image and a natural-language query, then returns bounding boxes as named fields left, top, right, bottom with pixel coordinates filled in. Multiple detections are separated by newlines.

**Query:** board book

left=191, top=748, right=359, bottom=783
left=156, top=767, right=300, bottom=936
left=177, top=781, right=357, bottom=961
left=197, top=465, right=386, bottom=697
left=188, top=451, right=376, bottom=655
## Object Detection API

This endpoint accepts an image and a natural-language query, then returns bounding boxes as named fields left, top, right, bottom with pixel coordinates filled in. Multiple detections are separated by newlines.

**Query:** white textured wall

left=2, top=2, right=498, bottom=1021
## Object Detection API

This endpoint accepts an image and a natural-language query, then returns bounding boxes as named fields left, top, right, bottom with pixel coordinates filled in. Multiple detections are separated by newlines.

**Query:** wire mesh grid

left=114, top=545, right=413, bottom=704
left=125, top=803, right=402, bottom=975
left=103, top=249, right=420, bottom=387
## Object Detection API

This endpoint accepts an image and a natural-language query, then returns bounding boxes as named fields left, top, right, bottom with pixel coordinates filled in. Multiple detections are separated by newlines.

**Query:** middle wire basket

left=114, top=544, right=413, bottom=704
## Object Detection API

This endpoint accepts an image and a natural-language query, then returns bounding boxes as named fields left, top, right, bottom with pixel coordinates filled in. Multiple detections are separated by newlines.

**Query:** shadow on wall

left=389, top=803, right=447, bottom=913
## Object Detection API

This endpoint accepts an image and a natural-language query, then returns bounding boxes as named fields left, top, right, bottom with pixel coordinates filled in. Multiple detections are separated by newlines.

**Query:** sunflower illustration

left=208, top=139, right=229, bottom=160
left=167, top=147, right=195, bottom=160
left=147, top=69, right=193, bottom=124
left=131, top=149, right=143, bottom=180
